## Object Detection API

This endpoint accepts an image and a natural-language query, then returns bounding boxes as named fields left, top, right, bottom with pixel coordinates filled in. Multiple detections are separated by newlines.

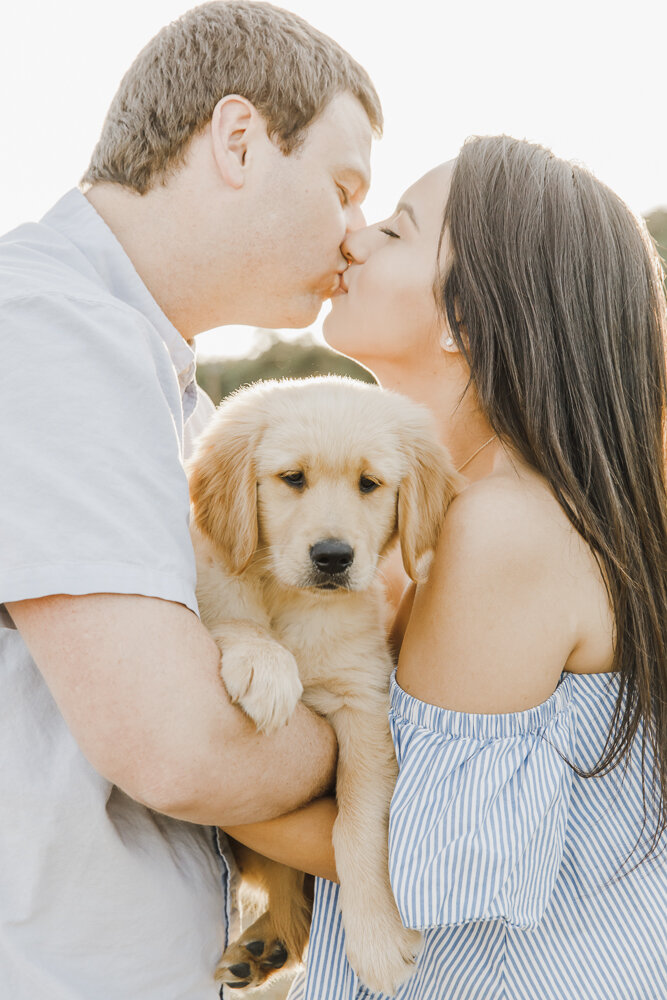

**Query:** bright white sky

left=2, top=0, right=665, bottom=358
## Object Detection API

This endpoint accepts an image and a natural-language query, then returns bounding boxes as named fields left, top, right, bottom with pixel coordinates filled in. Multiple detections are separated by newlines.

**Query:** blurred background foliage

left=646, top=208, right=667, bottom=273
left=197, top=208, right=667, bottom=406
left=196, top=329, right=375, bottom=405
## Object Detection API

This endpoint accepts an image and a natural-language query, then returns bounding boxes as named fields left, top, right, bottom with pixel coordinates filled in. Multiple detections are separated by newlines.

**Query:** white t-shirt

left=0, top=189, right=234, bottom=999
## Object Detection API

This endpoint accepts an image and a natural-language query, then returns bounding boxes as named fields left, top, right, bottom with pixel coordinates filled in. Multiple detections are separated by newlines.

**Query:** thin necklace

left=456, top=434, right=496, bottom=473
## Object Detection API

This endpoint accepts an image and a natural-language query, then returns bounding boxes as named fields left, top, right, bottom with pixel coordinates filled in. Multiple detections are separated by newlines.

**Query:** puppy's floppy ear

left=187, top=396, right=263, bottom=574
left=397, top=427, right=463, bottom=582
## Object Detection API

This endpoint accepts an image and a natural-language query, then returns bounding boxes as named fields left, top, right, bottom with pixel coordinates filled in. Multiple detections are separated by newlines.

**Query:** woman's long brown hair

left=439, top=135, right=667, bottom=860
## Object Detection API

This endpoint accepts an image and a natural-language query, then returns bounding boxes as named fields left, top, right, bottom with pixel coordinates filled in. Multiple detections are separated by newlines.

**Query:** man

left=0, top=3, right=381, bottom=996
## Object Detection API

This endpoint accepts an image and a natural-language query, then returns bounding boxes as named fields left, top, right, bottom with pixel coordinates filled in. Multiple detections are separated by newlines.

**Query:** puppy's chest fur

left=264, top=584, right=394, bottom=715
left=193, top=529, right=393, bottom=717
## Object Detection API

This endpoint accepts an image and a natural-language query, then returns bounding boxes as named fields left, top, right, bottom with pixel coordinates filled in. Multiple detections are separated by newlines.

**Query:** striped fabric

left=290, top=672, right=667, bottom=1000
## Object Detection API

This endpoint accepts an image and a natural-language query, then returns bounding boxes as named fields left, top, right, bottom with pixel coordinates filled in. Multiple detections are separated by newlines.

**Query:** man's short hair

left=82, top=1, right=383, bottom=194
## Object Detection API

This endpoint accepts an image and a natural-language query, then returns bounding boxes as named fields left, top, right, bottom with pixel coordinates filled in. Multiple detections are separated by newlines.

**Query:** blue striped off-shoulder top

left=289, top=671, right=667, bottom=1000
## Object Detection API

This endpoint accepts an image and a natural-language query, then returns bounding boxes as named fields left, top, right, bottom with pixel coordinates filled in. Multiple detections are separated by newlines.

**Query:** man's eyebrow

left=396, top=201, right=419, bottom=231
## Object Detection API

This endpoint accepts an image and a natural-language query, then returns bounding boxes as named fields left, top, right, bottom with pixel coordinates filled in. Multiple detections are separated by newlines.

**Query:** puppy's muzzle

left=309, top=539, right=354, bottom=588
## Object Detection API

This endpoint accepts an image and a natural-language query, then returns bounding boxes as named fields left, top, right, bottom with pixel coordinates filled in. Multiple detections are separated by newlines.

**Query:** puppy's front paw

left=221, top=640, right=303, bottom=733
left=344, top=909, right=422, bottom=996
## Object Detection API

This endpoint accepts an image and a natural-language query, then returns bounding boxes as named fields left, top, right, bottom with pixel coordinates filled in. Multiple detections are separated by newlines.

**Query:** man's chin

left=272, top=297, right=323, bottom=330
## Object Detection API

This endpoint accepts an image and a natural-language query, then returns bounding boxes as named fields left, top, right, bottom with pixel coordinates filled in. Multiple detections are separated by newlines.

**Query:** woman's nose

left=341, top=223, right=374, bottom=265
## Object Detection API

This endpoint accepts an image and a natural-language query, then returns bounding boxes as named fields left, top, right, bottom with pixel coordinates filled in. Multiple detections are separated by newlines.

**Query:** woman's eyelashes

left=379, top=225, right=400, bottom=239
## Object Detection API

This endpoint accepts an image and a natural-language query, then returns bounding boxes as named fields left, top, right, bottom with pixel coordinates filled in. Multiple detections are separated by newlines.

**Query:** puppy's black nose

left=310, top=539, right=354, bottom=575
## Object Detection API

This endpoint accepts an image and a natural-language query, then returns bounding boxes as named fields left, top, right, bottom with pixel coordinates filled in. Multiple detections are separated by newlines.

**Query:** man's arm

left=8, top=592, right=337, bottom=827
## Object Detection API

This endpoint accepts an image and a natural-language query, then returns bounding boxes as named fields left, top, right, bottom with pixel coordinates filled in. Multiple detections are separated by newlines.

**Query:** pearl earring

left=440, top=331, right=455, bottom=349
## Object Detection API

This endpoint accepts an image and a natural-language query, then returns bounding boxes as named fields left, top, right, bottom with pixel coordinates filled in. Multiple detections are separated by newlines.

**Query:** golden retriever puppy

left=187, top=376, right=459, bottom=995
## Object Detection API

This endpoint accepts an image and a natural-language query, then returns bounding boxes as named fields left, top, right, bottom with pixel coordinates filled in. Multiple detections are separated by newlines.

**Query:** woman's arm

left=224, top=796, right=339, bottom=882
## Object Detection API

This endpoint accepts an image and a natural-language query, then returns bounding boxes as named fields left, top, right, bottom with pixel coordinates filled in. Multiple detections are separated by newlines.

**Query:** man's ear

left=210, top=95, right=257, bottom=189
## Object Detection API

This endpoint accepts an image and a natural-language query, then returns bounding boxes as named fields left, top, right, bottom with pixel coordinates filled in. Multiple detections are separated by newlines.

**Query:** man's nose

left=344, top=203, right=366, bottom=234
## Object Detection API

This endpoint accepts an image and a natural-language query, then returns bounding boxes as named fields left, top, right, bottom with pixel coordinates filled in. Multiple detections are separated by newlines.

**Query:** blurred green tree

left=645, top=208, right=667, bottom=274
left=196, top=331, right=375, bottom=405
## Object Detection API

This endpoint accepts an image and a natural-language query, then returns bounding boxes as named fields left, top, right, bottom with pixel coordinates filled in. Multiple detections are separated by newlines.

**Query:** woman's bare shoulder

left=397, top=463, right=612, bottom=712
left=440, top=464, right=570, bottom=571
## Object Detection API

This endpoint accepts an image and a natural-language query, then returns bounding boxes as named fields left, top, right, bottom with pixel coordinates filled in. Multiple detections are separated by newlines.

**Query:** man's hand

left=8, top=592, right=337, bottom=826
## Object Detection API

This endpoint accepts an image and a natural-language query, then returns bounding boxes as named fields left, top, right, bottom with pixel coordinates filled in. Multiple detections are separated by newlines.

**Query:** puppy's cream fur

left=188, top=377, right=459, bottom=994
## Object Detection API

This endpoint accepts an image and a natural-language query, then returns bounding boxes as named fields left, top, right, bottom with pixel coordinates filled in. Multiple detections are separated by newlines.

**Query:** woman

left=228, top=135, right=667, bottom=999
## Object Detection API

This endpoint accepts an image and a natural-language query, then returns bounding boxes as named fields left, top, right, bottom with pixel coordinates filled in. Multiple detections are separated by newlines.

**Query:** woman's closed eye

left=379, top=226, right=400, bottom=239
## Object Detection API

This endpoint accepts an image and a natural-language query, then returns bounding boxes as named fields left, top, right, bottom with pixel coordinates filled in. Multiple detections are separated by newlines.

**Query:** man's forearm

left=8, top=592, right=338, bottom=827
left=159, top=699, right=338, bottom=827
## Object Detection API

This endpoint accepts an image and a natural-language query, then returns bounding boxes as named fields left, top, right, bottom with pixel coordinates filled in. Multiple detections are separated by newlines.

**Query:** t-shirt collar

left=41, top=188, right=196, bottom=386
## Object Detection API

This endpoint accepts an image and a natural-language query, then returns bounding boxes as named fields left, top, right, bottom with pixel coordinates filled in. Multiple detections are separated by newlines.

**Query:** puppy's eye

left=280, top=471, right=306, bottom=489
left=359, top=475, right=380, bottom=494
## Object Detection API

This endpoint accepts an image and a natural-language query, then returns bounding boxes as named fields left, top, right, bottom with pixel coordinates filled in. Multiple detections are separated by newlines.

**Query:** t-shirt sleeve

left=388, top=672, right=577, bottom=931
left=0, top=293, right=198, bottom=614
left=184, top=384, right=216, bottom=460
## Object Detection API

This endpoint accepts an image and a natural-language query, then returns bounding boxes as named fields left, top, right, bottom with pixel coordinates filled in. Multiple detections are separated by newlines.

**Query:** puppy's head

left=188, top=378, right=461, bottom=588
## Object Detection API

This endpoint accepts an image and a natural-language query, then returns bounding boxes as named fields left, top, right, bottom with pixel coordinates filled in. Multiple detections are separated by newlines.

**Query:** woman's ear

left=186, top=397, right=262, bottom=574
left=440, top=297, right=468, bottom=353
left=398, top=428, right=463, bottom=582
left=439, top=329, right=458, bottom=352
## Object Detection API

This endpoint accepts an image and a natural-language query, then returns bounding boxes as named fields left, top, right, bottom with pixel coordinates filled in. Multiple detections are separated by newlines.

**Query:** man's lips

left=330, top=272, right=348, bottom=297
